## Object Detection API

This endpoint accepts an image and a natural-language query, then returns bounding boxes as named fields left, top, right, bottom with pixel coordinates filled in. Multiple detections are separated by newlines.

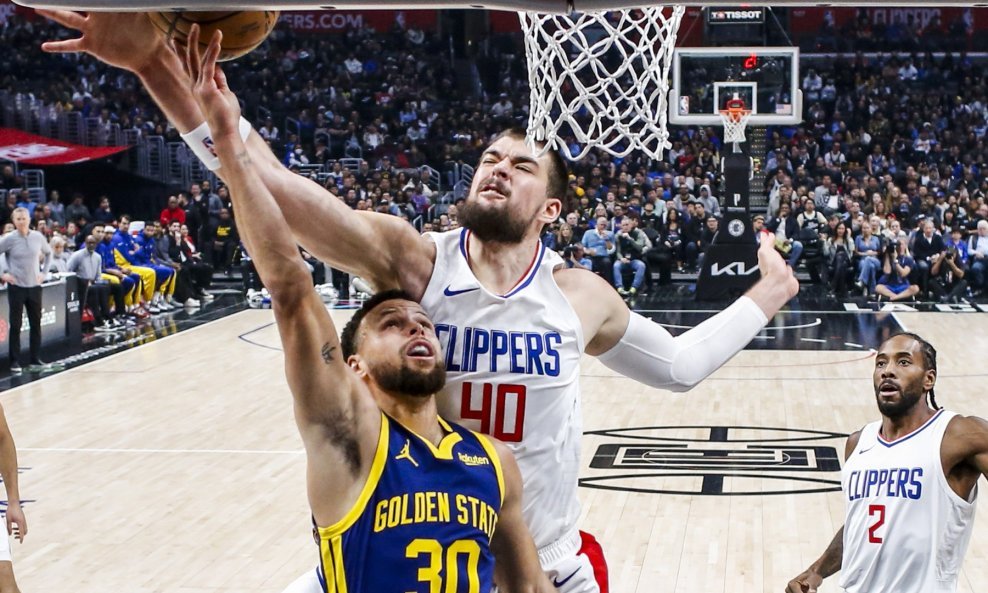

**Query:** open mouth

left=879, top=381, right=900, bottom=397
left=406, top=340, right=435, bottom=359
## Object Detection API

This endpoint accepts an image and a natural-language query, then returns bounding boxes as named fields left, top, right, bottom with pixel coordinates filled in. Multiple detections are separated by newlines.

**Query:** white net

left=520, top=7, right=685, bottom=162
left=719, top=109, right=752, bottom=145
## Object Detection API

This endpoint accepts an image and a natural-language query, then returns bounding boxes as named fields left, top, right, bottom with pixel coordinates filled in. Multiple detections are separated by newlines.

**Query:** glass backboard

left=669, top=46, right=802, bottom=126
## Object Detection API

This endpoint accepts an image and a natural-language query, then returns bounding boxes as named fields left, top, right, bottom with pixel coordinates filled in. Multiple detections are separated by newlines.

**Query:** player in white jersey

left=786, top=333, right=988, bottom=593
left=38, top=13, right=799, bottom=592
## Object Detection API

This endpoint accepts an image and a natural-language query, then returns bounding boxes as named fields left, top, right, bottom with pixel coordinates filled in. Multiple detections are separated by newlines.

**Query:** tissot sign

left=707, top=7, right=765, bottom=25
left=582, top=426, right=845, bottom=496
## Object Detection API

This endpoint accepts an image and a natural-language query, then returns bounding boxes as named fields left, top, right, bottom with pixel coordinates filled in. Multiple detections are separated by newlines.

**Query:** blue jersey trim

left=877, top=408, right=944, bottom=447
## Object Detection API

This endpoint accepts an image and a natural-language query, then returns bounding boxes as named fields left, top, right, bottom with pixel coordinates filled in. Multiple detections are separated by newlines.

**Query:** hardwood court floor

left=3, top=309, right=987, bottom=593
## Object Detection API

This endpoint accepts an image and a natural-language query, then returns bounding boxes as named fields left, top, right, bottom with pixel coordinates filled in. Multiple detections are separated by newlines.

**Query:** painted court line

left=21, top=446, right=304, bottom=455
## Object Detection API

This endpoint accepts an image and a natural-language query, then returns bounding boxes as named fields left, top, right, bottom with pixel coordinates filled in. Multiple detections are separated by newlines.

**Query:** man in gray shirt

left=0, top=208, right=52, bottom=372
left=68, top=234, right=120, bottom=332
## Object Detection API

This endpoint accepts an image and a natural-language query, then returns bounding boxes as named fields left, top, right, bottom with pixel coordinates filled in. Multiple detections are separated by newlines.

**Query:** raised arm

left=39, top=10, right=435, bottom=298
left=564, top=231, right=798, bottom=391
left=184, top=28, right=381, bottom=526
left=488, top=439, right=555, bottom=593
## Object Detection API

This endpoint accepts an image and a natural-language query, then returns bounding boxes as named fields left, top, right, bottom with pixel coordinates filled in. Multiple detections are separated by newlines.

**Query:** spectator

left=967, top=220, right=988, bottom=295
left=697, top=215, right=719, bottom=269
left=875, top=238, right=921, bottom=302
left=767, top=202, right=803, bottom=269
left=46, top=236, right=71, bottom=275
left=0, top=208, right=53, bottom=372
left=68, top=234, right=119, bottom=331
left=174, top=223, right=214, bottom=301
left=65, top=193, right=92, bottom=224
left=648, top=216, right=683, bottom=284
left=911, top=218, right=947, bottom=297
left=931, top=226, right=970, bottom=303
left=854, top=220, right=883, bottom=296
left=209, top=208, right=239, bottom=274
left=47, top=190, right=66, bottom=227
left=581, top=216, right=615, bottom=278
left=0, top=193, right=17, bottom=227
left=822, top=220, right=855, bottom=297
left=696, top=185, right=720, bottom=218
left=552, top=222, right=580, bottom=255
left=152, top=221, right=198, bottom=307
left=159, top=195, right=186, bottom=226
left=612, top=213, right=650, bottom=296
left=561, top=243, right=591, bottom=271
left=92, top=195, right=114, bottom=224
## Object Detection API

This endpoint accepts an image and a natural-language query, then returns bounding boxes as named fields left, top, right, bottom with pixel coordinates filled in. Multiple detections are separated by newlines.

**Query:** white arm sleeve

left=595, top=296, right=768, bottom=392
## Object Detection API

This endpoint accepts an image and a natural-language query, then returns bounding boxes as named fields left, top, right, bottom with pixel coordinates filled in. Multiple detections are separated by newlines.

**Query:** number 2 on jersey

left=459, top=382, right=527, bottom=442
left=868, top=504, right=886, bottom=543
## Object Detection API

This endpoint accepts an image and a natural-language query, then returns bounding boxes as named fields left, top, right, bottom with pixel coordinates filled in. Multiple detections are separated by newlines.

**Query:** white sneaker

left=200, top=291, right=215, bottom=301
left=184, top=298, right=201, bottom=307
left=94, top=320, right=116, bottom=332
left=147, top=304, right=163, bottom=314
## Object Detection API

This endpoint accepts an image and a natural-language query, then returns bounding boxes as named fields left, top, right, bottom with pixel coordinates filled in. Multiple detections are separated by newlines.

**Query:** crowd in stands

left=0, top=184, right=221, bottom=331
left=2, top=12, right=988, bottom=304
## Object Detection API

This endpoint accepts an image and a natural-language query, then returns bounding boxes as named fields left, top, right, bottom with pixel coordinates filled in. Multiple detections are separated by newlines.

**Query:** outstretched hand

left=757, top=229, right=799, bottom=300
left=37, top=10, right=166, bottom=74
left=182, top=26, right=242, bottom=141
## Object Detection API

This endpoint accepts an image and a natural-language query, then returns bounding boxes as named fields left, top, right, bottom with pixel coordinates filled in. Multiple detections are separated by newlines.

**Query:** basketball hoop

left=520, top=7, right=686, bottom=161
left=719, top=98, right=752, bottom=146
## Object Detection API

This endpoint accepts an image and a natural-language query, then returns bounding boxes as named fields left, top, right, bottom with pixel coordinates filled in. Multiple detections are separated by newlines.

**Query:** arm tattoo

left=321, top=342, right=337, bottom=364
left=817, top=526, right=844, bottom=577
left=235, top=150, right=252, bottom=166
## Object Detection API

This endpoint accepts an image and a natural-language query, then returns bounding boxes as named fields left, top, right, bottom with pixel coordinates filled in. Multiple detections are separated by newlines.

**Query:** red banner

left=280, top=10, right=437, bottom=33
left=0, top=129, right=130, bottom=165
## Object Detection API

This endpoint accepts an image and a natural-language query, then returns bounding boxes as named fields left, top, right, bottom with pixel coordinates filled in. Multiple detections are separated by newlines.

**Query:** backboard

left=669, top=46, right=802, bottom=127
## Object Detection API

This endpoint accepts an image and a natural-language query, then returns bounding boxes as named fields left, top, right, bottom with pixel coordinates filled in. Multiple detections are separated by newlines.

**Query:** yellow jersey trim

left=317, top=412, right=390, bottom=539
left=318, top=534, right=349, bottom=593
left=392, top=415, right=463, bottom=460
left=474, top=433, right=505, bottom=512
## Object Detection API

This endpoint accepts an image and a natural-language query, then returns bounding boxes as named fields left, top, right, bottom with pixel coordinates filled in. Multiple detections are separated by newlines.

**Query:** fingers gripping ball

left=148, top=11, right=279, bottom=62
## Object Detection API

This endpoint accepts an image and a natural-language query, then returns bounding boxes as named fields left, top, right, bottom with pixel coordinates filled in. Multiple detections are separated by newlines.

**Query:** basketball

left=147, top=11, right=279, bottom=62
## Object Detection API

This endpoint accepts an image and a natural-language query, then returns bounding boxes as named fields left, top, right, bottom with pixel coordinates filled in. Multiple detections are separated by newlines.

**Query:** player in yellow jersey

left=182, top=28, right=552, bottom=593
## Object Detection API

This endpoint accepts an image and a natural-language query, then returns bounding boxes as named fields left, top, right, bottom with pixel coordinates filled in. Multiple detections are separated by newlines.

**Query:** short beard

left=874, top=386, right=924, bottom=419
left=370, top=360, right=446, bottom=398
left=459, top=184, right=530, bottom=244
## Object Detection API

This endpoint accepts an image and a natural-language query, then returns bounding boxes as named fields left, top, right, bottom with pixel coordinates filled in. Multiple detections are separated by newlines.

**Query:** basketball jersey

left=316, top=413, right=504, bottom=593
left=420, top=229, right=584, bottom=549
left=840, top=410, right=977, bottom=593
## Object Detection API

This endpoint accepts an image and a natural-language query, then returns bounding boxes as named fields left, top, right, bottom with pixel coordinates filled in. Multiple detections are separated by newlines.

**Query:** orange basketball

left=148, top=11, right=279, bottom=62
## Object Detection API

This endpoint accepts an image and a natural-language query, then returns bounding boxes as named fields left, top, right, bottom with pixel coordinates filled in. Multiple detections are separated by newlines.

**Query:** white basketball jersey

left=420, top=229, right=584, bottom=549
left=840, top=410, right=977, bottom=593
